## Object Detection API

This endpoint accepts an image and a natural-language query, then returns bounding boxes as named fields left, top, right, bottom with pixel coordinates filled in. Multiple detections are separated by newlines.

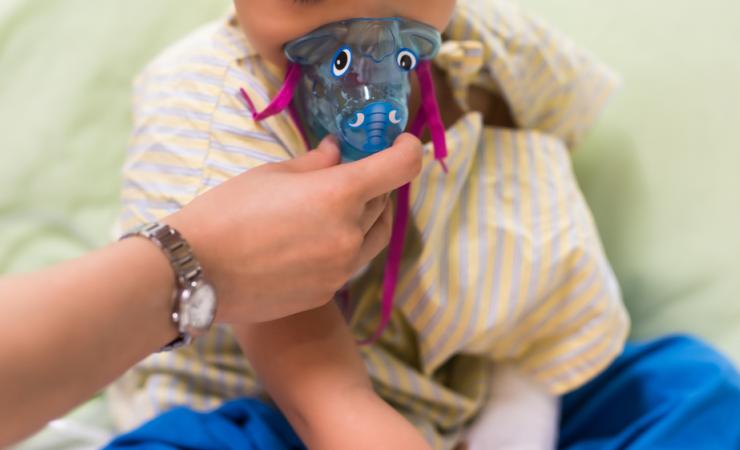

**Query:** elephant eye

left=331, top=46, right=352, bottom=77
left=389, top=110, right=402, bottom=124
left=348, top=112, right=365, bottom=128
left=396, top=49, right=418, bottom=71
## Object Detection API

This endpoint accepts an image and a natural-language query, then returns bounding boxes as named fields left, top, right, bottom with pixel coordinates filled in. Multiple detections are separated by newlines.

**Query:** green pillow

left=0, top=0, right=230, bottom=273
left=522, top=0, right=740, bottom=362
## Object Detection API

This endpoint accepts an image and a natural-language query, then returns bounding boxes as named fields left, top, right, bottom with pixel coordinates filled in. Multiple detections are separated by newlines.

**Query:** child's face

left=234, top=0, right=456, bottom=68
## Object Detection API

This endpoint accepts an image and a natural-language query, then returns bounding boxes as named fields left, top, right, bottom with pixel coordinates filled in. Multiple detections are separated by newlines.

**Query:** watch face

left=182, top=282, right=217, bottom=333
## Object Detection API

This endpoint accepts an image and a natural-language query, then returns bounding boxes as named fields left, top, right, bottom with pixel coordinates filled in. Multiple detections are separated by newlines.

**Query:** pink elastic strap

left=239, top=62, right=303, bottom=121
left=239, top=62, right=310, bottom=151
left=415, top=61, right=449, bottom=173
left=358, top=62, right=449, bottom=344
left=357, top=182, right=411, bottom=345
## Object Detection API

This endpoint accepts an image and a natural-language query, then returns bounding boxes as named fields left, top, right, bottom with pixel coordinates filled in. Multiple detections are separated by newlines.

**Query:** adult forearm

left=0, top=238, right=176, bottom=445
left=0, top=135, right=424, bottom=446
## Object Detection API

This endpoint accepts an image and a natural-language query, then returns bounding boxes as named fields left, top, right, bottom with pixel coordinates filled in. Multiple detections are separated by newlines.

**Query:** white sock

left=464, top=363, right=560, bottom=450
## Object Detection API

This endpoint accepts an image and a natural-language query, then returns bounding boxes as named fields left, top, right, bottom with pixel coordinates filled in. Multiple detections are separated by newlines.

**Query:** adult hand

left=0, top=133, right=420, bottom=446
left=168, top=133, right=422, bottom=323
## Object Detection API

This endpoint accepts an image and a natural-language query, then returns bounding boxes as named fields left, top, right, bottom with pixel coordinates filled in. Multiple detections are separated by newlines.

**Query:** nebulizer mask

left=284, top=18, right=441, bottom=161
left=239, top=17, right=449, bottom=342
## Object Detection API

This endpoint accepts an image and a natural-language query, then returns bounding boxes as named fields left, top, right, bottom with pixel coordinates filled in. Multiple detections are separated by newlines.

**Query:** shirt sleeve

left=445, top=0, right=620, bottom=148
left=492, top=132, right=630, bottom=395
left=116, top=44, right=294, bottom=235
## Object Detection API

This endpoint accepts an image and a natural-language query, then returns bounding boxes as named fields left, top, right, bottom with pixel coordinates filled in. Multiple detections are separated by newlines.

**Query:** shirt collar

left=225, top=13, right=259, bottom=59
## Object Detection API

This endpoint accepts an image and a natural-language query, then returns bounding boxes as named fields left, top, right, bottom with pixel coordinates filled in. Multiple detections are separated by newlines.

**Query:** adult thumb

left=341, top=133, right=423, bottom=200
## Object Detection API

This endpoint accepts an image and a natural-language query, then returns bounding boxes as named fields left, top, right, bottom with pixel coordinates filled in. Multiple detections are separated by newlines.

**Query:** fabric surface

left=559, top=335, right=740, bottom=449
left=520, top=0, right=740, bottom=363
left=104, top=398, right=304, bottom=450
left=0, top=0, right=229, bottom=274
left=107, top=2, right=628, bottom=448
left=105, top=336, right=740, bottom=450
left=9, top=397, right=114, bottom=450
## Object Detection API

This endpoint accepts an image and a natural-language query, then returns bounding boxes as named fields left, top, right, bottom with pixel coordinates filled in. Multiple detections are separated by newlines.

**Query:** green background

left=1, top=0, right=738, bottom=360
left=0, top=0, right=740, bottom=414
left=1, top=1, right=739, bottom=446
left=521, top=0, right=740, bottom=360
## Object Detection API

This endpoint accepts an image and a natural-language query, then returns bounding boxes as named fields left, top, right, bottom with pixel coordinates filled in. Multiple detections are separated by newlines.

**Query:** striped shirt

left=108, top=1, right=629, bottom=448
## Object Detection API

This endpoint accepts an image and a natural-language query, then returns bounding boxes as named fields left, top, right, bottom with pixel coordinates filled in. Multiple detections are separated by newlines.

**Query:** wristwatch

left=121, top=222, right=217, bottom=351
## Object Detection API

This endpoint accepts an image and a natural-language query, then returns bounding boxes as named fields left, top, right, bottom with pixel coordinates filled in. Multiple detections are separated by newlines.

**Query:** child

left=109, top=0, right=629, bottom=448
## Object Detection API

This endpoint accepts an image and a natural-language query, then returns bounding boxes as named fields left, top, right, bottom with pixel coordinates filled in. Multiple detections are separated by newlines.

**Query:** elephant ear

left=400, top=20, right=441, bottom=60
left=284, top=23, right=347, bottom=65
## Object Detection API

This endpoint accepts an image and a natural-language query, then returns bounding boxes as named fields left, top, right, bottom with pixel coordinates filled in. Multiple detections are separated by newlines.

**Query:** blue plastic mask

left=237, top=18, right=448, bottom=345
left=284, top=18, right=441, bottom=161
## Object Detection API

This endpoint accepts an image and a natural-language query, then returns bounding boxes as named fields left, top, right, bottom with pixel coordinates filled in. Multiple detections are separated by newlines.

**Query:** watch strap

left=124, top=223, right=203, bottom=287
left=121, top=222, right=201, bottom=352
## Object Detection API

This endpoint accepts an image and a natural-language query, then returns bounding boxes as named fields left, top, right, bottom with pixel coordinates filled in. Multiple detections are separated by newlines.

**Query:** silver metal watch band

left=134, top=223, right=203, bottom=287
left=121, top=222, right=203, bottom=351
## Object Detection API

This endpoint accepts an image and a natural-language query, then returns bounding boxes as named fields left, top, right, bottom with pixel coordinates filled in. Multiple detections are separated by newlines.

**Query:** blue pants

left=106, top=335, right=740, bottom=450
left=559, top=335, right=740, bottom=449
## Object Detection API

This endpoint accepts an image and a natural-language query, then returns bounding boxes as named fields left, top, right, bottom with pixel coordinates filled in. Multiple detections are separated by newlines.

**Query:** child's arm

left=233, top=302, right=431, bottom=450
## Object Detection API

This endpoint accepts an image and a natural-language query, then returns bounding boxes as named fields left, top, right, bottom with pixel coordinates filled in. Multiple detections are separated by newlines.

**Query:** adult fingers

left=278, top=135, right=341, bottom=173
left=358, top=194, right=390, bottom=235
left=335, top=133, right=423, bottom=201
left=355, top=200, right=394, bottom=269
